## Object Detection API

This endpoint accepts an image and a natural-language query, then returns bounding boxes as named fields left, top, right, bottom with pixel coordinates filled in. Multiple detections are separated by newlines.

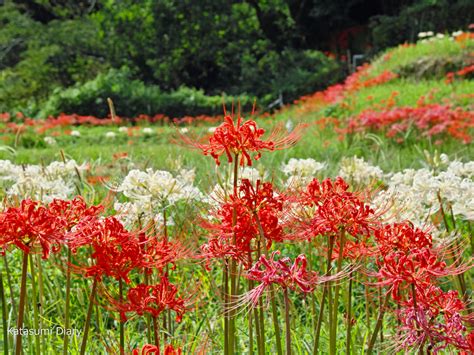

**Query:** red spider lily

left=304, top=177, right=352, bottom=205
left=332, top=238, right=375, bottom=261
left=67, top=217, right=142, bottom=282
left=139, top=233, right=189, bottom=273
left=311, top=197, right=375, bottom=237
left=0, top=199, right=66, bottom=258
left=201, top=200, right=257, bottom=266
left=396, top=285, right=472, bottom=353
left=183, top=114, right=301, bottom=166
left=113, top=276, right=186, bottom=322
left=201, top=179, right=288, bottom=267
left=374, top=222, right=432, bottom=256
left=463, top=330, right=474, bottom=353
left=132, top=344, right=182, bottom=355
left=345, top=103, right=473, bottom=144
left=1, top=111, right=223, bottom=134
left=446, top=64, right=474, bottom=84
left=296, top=177, right=379, bottom=239
left=200, top=237, right=250, bottom=269
left=237, top=179, right=286, bottom=242
left=48, top=196, right=103, bottom=231
left=238, top=179, right=283, bottom=212
left=242, top=251, right=329, bottom=306
left=373, top=247, right=469, bottom=301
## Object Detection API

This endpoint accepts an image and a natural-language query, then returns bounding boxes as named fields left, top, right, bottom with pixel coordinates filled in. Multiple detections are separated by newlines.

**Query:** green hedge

left=39, top=51, right=342, bottom=118
left=239, top=49, right=344, bottom=105
left=39, top=68, right=257, bottom=118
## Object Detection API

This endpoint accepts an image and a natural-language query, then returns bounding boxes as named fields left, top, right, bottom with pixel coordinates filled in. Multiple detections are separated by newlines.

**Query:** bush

left=239, top=49, right=344, bottom=106
left=40, top=68, right=256, bottom=118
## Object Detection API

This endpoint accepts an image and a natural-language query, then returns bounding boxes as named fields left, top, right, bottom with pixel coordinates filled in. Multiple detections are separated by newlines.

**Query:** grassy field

left=1, top=37, right=472, bottom=173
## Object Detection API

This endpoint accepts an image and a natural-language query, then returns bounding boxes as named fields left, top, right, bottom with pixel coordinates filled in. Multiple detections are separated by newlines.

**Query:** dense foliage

left=1, top=0, right=472, bottom=117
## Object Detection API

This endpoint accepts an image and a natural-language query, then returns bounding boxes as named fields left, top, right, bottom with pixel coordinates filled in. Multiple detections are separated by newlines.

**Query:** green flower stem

left=29, top=255, right=40, bottom=355
left=1, top=269, right=8, bottom=355
left=3, top=255, right=16, bottom=319
left=312, top=234, right=335, bottom=354
left=345, top=268, right=353, bottom=354
left=247, top=252, right=255, bottom=355
left=224, top=261, right=229, bottom=355
left=15, top=251, right=28, bottom=355
left=35, top=255, right=45, bottom=352
left=284, top=288, right=292, bottom=355
left=63, top=249, right=72, bottom=355
left=256, top=240, right=265, bottom=355
left=255, top=214, right=283, bottom=355
left=119, top=278, right=125, bottom=355
left=367, top=292, right=390, bottom=355
left=229, top=154, right=240, bottom=355
left=153, top=316, right=160, bottom=350
left=80, top=278, right=98, bottom=355
left=329, top=229, right=346, bottom=355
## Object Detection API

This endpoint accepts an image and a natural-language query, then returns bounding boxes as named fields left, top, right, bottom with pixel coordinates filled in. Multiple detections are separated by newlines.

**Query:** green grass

left=1, top=121, right=471, bottom=190
left=369, top=36, right=474, bottom=76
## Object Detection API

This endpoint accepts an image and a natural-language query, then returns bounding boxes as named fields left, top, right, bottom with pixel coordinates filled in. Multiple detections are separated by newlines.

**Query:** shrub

left=40, top=68, right=256, bottom=118
left=240, top=49, right=344, bottom=106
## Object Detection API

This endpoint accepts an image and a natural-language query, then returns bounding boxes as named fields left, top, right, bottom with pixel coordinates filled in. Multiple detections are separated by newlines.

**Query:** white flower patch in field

left=44, top=136, right=57, bottom=145
left=114, top=167, right=201, bottom=227
left=282, top=158, right=326, bottom=189
left=417, top=31, right=434, bottom=38
left=114, top=200, right=173, bottom=229
left=45, top=160, right=87, bottom=179
left=70, top=130, right=81, bottom=137
left=118, top=127, right=129, bottom=133
left=0, top=159, right=85, bottom=203
left=204, top=183, right=230, bottom=207
left=239, top=167, right=268, bottom=183
left=285, top=120, right=294, bottom=133
left=372, top=155, right=474, bottom=231
left=282, top=158, right=326, bottom=177
left=9, top=176, right=74, bottom=203
left=117, top=168, right=202, bottom=205
left=105, top=131, right=116, bottom=138
left=142, top=127, right=154, bottom=135
left=0, top=160, right=22, bottom=181
left=338, top=156, right=384, bottom=186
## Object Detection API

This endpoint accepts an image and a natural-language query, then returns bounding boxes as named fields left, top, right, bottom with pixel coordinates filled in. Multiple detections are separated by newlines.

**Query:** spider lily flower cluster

left=370, top=222, right=474, bottom=353
left=0, top=196, right=187, bottom=354
left=0, top=112, right=472, bottom=354
left=372, top=154, right=474, bottom=233
left=242, top=251, right=339, bottom=307
left=188, top=113, right=473, bottom=355
left=0, top=159, right=86, bottom=203
left=114, top=167, right=202, bottom=228
left=344, top=102, right=474, bottom=144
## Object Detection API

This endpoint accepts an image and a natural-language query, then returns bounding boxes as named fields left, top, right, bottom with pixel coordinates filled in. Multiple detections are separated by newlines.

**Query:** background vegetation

left=1, top=0, right=473, bottom=117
